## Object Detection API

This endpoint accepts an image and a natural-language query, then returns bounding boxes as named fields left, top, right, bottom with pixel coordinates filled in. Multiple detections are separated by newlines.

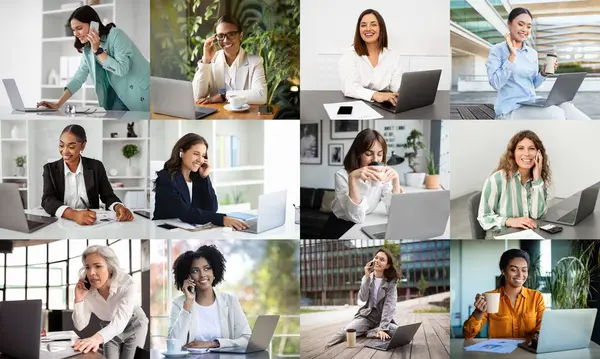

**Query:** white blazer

left=168, top=292, right=251, bottom=348
left=338, top=46, right=403, bottom=102
left=192, top=48, right=267, bottom=104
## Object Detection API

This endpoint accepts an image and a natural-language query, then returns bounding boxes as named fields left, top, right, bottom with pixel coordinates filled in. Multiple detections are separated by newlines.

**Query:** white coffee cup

left=166, top=338, right=180, bottom=353
left=369, top=162, right=385, bottom=186
left=229, top=95, right=247, bottom=109
left=484, top=292, right=500, bottom=314
left=545, top=54, right=557, bottom=74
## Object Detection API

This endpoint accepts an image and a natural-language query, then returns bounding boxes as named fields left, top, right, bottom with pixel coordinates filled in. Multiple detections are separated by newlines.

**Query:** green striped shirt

left=478, top=170, right=548, bottom=231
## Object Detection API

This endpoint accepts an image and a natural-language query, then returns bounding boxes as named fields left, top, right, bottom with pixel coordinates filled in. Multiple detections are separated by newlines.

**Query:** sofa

left=300, top=187, right=336, bottom=239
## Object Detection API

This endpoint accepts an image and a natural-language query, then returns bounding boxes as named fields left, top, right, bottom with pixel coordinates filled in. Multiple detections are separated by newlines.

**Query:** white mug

left=484, top=292, right=500, bottom=314
left=166, top=338, right=180, bottom=353
left=229, top=95, right=247, bottom=109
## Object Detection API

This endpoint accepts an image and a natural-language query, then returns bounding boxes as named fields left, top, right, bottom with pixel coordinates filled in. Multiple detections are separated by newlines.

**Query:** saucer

left=224, top=104, right=250, bottom=112
left=160, top=350, right=189, bottom=357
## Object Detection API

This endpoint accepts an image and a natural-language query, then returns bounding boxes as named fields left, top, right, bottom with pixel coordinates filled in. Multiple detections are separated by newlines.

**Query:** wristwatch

left=94, top=47, right=105, bottom=56
left=219, top=89, right=227, bottom=102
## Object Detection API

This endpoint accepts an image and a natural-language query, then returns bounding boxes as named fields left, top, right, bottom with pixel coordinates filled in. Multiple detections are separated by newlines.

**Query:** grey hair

left=79, top=245, right=121, bottom=279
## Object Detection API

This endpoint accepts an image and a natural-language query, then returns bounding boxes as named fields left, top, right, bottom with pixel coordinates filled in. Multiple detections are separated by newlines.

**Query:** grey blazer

left=354, top=273, right=398, bottom=331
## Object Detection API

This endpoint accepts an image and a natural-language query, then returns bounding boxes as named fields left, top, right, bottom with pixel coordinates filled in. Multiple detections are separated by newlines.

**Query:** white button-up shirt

left=338, top=46, right=403, bottom=102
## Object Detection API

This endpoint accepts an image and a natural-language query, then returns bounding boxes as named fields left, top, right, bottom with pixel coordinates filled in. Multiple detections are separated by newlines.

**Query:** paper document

left=185, top=348, right=210, bottom=353
left=463, top=339, right=524, bottom=354
left=41, top=331, right=77, bottom=342
left=323, top=101, right=383, bottom=120
left=494, top=229, right=545, bottom=240
left=162, top=219, right=216, bottom=231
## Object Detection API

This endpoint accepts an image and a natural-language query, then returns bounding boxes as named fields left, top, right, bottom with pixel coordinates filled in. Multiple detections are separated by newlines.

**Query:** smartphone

left=158, top=223, right=178, bottom=230
left=536, top=150, right=540, bottom=162
left=90, top=21, right=99, bottom=33
left=337, top=106, right=353, bottom=115
left=540, top=224, right=563, bottom=234
left=187, top=276, right=195, bottom=294
left=83, top=276, right=91, bottom=290
left=258, top=105, right=273, bottom=115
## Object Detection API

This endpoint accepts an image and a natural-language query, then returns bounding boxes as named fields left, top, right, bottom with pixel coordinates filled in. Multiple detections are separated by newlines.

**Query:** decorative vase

left=10, top=126, right=19, bottom=139
left=405, top=172, right=426, bottom=188
left=425, top=174, right=441, bottom=189
left=125, top=166, right=135, bottom=177
left=15, top=166, right=25, bottom=177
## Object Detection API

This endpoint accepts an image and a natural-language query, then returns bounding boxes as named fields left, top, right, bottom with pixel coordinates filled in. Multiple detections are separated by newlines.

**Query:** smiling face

left=373, top=250, right=391, bottom=272
left=216, top=22, right=242, bottom=56
left=59, top=131, right=85, bottom=167
left=359, top=13, right=380, bottom=45
left=84, top=253, right=110, bottom=289
left=181, top=143, right=207, bottom=173
left=71, top=19, right=90, bottom=44
left=189, top=257, right=214, bottom=290
left=502, top=257, right=528, bottom=289
left=508, top=13, right=532, bottom=43
left=359, top=140, right=384, bottom=167
left=514, top=137, right=537, bottom=172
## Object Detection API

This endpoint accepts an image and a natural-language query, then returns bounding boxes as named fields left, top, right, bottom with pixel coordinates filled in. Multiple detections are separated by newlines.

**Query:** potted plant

left=425, top=152, right=440, bottom=189
left=218, top=188, right=250, bottom=212
left=122, top=144, right=139, bottom=177
left=14, top=155, right=26, bottom=177
left=402, top=129, right=426, bottom=187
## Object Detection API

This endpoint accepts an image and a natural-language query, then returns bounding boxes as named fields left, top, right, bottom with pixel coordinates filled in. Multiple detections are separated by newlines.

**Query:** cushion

left=319, top=190, right=336, bottom=213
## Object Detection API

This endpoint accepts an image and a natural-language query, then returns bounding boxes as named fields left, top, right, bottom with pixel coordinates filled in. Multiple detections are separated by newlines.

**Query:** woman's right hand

left=74, top=210, right=97, bottom=226
left=36, top=101, right=59, bottom=109
left=202, top=35, right=217, bottom=64
left=364, top=259, right=374, bottom=278
left=504, top=33, right=518, bottom=59
left=223, top=216, right=249, bottom=231
left=506, top=217, right=537, bottom=229
left=349, top=166, right=382, bottom=183
left=372, top=92, right=398, bottom=106
left=473, top=294, right=487, bottom=319
left=74, top=279, right=89, bottom=303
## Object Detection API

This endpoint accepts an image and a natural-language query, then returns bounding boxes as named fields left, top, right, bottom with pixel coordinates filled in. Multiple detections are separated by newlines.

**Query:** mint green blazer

left=65, top=27, right=150, bottom=111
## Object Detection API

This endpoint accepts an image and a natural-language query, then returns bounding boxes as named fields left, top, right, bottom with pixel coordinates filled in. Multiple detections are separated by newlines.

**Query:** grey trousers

left=102, top=306, right=148, bottom=359
left=326, top=316, right=399, bottom=347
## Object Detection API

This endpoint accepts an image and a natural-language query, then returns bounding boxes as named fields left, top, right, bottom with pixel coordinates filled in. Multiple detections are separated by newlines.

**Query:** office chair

left=468, top=191, right=486, bottom=239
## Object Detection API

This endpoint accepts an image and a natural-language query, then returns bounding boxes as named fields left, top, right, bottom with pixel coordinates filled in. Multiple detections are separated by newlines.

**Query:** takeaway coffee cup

left=484, top=292, right=500, bottom=314
left=545, top=54, right=557, bottom=74
left=346, top=328, right=356, bottom=347
left=229, top=95, right=247, bottom=109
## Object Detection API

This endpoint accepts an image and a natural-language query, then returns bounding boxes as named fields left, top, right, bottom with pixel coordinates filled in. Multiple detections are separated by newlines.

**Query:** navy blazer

left=153, top=169, right=225, bottom=226
left=41, top=157, right=121, bottom=217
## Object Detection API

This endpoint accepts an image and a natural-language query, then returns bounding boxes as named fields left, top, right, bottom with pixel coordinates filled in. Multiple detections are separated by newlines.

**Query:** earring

left=179, top=151, right=182, bottom=158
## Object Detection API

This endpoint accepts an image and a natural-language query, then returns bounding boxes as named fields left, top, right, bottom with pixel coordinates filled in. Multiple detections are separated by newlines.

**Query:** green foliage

left=426, top=152, right=438, bottom=175
left=417, top=272, right=429, bottom=296
left=14, top=155, right=26, bottom=167
left=122, top=144, right=140, bottom=159
left=555, top=62, right=596, bottom=74
left=219, top=188, right=246, bottom=205
left=524, top=253, right=541, bottom=290
left=402, top=130, right=426, bottom=173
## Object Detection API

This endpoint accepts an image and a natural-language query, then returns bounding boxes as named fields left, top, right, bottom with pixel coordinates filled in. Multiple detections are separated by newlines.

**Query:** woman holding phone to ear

left=41, top=124, right=134, bottom=224
left=168, top=245, right=251, bottom=349
left=477, top=130, right=550, bottom=235
left=322, top=129, right=403, bottom=239
left=326, top=248, right=400, bottom=347
left=463, top=249, right=545, bottom=340
left=37, top=5, right=150, bottom=111
left=71, top=245, right=148, bottom=358
left=153, top=133, right=248, bottom=230
left=338, top=9, right=402, bottom=106
left=486, top=7, right=589, bottom=120
left=192, top=15, right=267, bottom=105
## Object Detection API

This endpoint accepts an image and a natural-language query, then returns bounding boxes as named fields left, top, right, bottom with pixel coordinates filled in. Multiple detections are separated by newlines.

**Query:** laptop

left=541, top=181, right=600, bottom=226
left=361, top=190, right=449, bottom=239
left=2, top=79, right=57, bottom=112
left=150, top=76, right=217, bottom=119
left=238, top=190, right=287, bottom=234
left=0, top=300, right=80, bottom=359
left=371, top=69, right=441, bottom=113
left=518, top=72, right=586, bottom=107
left=365, top=322, right=421, bottom=351
left=518, top=309, right=596, bottom=354
left=210, top=315, right=280, bottom=354
left=0, top=183, right=57, bottom=233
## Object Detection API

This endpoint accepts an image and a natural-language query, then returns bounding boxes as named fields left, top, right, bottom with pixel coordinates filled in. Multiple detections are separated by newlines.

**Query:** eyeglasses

left=216, top=31, right=240, bottom=41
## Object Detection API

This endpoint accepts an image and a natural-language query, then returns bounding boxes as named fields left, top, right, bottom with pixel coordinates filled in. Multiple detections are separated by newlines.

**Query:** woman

left=37, top=5, right=150, bottom=111
left=322, top=129, right=403, bottom=239
left=153, top=133, right=248, bottom=230
left=168, top=245, right=251, bottom=349
left=477, top=130, right=550, bottom=233
left=41, top=124, right=134, bottom=225
left=193, top=15, right=267, bottom=105
left=71, top=245, right=148, bottom=357
left=338, top=9, right=402, bottom=105
left=463, top=249, right=545, bottom=339
left=326, top=248, right=400, bottom=346
left=486, top=7, right=589, bottom=120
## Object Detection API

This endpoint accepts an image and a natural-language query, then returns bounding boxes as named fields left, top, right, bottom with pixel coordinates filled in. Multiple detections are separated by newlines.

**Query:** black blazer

left=153, top=169, right=224, bottom=226
left=41, top=157, right=122, bottom=217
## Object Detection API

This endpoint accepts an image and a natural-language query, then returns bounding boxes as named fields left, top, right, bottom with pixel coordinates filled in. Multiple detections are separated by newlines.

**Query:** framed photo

left=300, top=121, right=322, bottom=164
left=331, top=120, right=363, bottom=139
left=328, top=144, right=344, bottom=166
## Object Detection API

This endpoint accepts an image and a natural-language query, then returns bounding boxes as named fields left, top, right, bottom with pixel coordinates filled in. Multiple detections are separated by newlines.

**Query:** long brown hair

left=343, top=128, right=387, bottom=173
left=68, top=5, right=116, bottom=53
left=161, top=133, right=209, bottom=179
left=494, top=130, right=551, bottom=185
left=376, top=248, right=400, bottom=281
left=353, top=9, right=388, bottom=56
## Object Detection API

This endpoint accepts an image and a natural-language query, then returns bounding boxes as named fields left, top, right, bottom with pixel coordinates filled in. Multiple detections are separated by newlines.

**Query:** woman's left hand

left=72, top=333, right=103, bottom=353
left=184, top=340, right=218, bottom=348
left=376, top=330, right=390, bottom=341
left=199, top=159, right=211, bottom=178
left=87, top=28, right=101, bottom=53
left=541, top=58, right=559, bottom=76
left=115, top=204, right=134, bottom=222
left=532, top=150, right=543, bottom=181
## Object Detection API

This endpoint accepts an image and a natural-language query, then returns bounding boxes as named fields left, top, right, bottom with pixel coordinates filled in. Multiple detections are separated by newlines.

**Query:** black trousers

left=321, top=213, right=355, bottom=239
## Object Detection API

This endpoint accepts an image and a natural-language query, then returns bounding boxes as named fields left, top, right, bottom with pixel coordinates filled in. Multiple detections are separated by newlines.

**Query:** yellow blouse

left=463, top=287, right=545, bottom=340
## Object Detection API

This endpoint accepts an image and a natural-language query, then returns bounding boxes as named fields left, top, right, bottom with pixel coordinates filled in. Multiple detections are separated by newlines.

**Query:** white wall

left=449, top=121, right=600, bottom=200
left=0, top=0, right=43, bottom=108
left=300, top=0, right=451, bottom=91
left=452, top=54, right=488, bottom=87
left=300, top=120, right=432, bottom=189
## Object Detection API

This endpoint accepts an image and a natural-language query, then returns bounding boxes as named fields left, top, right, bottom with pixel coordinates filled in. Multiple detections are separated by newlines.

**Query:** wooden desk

left=151, top=103, right=279, bottom=120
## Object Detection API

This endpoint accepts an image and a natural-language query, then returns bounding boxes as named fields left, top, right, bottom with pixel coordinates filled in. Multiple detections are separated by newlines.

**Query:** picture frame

left=328, top=144, right=344, bottom=166
left=300, top=121, right=322, bottom=164
left=330, top=120, right=363, bottom=140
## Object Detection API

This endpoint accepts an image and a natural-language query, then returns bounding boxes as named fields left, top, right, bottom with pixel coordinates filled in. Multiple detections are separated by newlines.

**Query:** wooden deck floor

left=450, top=104, right=496, bottom=119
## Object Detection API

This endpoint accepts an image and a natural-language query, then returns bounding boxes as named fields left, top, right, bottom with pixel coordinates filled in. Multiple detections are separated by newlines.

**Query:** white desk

left=340, top=186, right=450, bottom=240
left=0, top=107, right=150, bottom=120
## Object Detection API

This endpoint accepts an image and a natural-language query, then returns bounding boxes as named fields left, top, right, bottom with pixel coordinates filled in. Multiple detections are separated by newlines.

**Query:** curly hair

left=494, top=130, right=551, bottom=185
left=172, top=245, right=226, bottom=290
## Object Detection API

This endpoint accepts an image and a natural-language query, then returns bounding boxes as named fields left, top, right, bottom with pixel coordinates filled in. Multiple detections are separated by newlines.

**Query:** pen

left=80, top=197, right=90, bottom=210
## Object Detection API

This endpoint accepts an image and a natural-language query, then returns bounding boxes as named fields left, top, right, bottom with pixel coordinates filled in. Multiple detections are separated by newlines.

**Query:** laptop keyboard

left=370, top=341, right=388, bottom=349
left=557, top=209, right=578, bottom=223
